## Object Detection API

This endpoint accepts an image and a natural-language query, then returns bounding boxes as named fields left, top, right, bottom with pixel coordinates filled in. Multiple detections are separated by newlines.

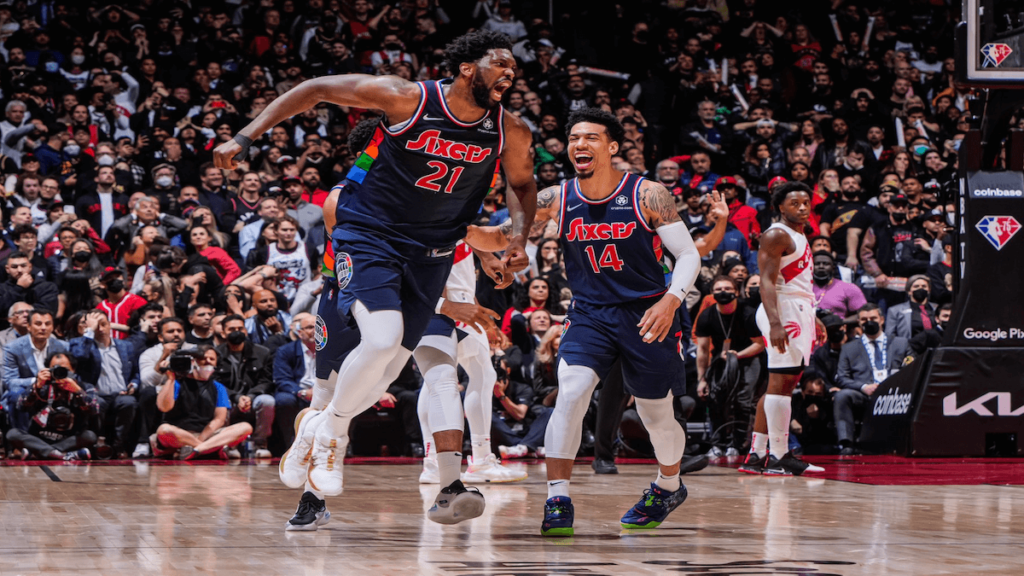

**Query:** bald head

left=656, top=159, right=680, bottom=185
left=253, top=289, right=279, bottom=317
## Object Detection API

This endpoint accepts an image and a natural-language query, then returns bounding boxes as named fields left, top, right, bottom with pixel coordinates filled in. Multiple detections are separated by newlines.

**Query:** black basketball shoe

left=762, top=452, right=824, bottom=476
left=285, top=491, right=332, bottom=531
left=737, top=452, right=766, bottom=475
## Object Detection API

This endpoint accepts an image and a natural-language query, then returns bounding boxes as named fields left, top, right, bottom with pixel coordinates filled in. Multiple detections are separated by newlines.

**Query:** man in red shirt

left=716, top=177, right=760, bottom=248
left=96, top=267, right=147, bottom=339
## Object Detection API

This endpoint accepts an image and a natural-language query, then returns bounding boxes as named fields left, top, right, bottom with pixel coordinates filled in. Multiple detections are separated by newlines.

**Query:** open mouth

left=574, top=152, right=594, bottom=170
left=493, top=79, right=512, bottom=97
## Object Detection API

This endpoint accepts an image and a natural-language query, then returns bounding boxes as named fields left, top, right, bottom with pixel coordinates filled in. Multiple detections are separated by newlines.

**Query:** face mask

left=72, top=250, right=91, bottom=263
left=45, top=61, right=58, bottom=73
left=384, top=43, right=402, bottom=51
left=913, top=144, right=930, bottom=157
left=97, top=154, right=115, bottom=166
left=227, top=330, right=247, bottom=345
left=937, top=320, right=947, bottom=330
left=71, top=54, right=85, bottom=65
left=193, top=365, right=215, bottom=381
left=155, top=175, right=174, bottom=187
left=892, top=212, right=907, bottom=223
left=812, top=269, right=832, bottom=283
left=713, top=291, right=736, bottom=305
left=746, top=286, right=759, bottom=300
left=64, top=143, right=80, bottom=157
left=106, top=279, right=124, bottom=293
left=862, top=320, right=881, bottom=336
left=827, top=329, right=846, bottom=345
left=912, top=288, right=929, bottom=302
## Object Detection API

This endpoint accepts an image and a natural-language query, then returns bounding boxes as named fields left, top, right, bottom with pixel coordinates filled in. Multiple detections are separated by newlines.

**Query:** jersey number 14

left=416, top=161, right=465, bottom=193
left=584, top=244, right=624, bottom=273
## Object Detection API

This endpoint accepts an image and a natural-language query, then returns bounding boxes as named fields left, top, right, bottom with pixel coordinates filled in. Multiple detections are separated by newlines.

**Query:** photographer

left=152, top=346, right=252, bottom=460
left=7, top=352, right=99, bottom=460
left=492, top=357, right=552, bottom=460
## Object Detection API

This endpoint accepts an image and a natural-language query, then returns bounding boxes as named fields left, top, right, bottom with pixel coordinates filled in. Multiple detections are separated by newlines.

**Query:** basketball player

left=739, top=182, right=826, bottom=476
left=468, top=108, right=702, bottom=536
left=215, top=30, right=538, bottom=528
left=416, top=241, right=528, bottom=485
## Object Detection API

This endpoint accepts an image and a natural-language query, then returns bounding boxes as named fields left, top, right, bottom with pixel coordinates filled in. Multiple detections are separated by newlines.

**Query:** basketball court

left=2, top=458, right=1021, bottom=575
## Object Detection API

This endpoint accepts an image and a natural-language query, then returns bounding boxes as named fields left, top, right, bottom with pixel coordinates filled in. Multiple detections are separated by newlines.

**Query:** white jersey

left=446, top=241, right=477, bottom=304
left=267, top=243, right=311, bottom=301
left=769, top=222, right=813, bottom=301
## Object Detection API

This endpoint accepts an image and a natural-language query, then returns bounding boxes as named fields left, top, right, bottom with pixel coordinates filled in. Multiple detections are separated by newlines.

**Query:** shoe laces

left=640, top=489, right=664, bottom=510
left=546, top=503, right=570, bottom=517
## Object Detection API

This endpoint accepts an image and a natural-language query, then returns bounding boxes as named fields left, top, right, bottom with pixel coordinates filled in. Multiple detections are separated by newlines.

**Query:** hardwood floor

left=0, top=460, right=1022, bottom=575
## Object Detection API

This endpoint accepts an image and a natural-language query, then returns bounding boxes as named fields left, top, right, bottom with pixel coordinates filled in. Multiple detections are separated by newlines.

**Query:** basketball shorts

left=755, top=296, right=815, bottom=373
left=558, top=298, right=686, bottom=400
left=314, top=228, right=454, bottom=379
left=416, top=314, right=487, bottom=360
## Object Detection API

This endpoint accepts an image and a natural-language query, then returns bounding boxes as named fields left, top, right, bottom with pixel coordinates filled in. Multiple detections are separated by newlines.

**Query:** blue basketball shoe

left=619, top=482, right=688, bottom=529
left=541, top=496, right=574, bottom=536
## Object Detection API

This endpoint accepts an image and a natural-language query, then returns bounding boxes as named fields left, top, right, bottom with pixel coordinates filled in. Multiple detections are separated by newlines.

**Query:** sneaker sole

left=461, top=471, right=528, bottom=483
left=762, top=469, right=794, bottom=476
left=427, top=492, right=485, bottom=525
left=737, top=466, right=764, bottom=475
left=541, top=527, right=574, bottom=537
left=284, top=510, right=330, bottom=532
left=621, top=521, right=662, bottom=529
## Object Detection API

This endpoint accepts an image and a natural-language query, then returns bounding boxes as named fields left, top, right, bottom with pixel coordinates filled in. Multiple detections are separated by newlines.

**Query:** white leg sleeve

left=458, top=331, right=495, bottom=440
left=544, top=359, right=600, bottom=460
left=312, top=374, right=337, bottom=411
left=414, top=340, right=464, bottom=435
left=635, top=394, right=687, bottom=467
left=417, top=376, right=433, bottom=458
left=321, top=302, right=406, bottom=438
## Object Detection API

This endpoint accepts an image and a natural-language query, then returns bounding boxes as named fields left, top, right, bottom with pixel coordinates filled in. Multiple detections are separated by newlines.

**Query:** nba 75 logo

left=982, top=43, right=1013, bottom=67
left=976, top=216, right=1021, bottom=250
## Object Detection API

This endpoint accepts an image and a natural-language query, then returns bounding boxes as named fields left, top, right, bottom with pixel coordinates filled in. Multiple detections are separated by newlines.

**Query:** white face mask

left=97, top=154, right=115, bottom=166
left=193, top=364, right=216, bottom=381
left=64, top=143, right=81, bottom=157
left=155, top=175, right=174, bottom=187
left=71, top=54, right=86, bottom=65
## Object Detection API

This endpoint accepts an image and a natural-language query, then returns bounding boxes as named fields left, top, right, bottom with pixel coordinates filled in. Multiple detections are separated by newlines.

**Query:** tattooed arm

left=637, top=180, right=683, bottom=228
left=465, top=185, right=562, bottom=252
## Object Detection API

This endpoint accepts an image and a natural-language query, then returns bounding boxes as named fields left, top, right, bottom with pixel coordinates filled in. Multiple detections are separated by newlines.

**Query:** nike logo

left=549, top=480, right=567, bottom=485
left=566, top=204, right=583, bottom=212
left=422, top=114, right=444, bottom=121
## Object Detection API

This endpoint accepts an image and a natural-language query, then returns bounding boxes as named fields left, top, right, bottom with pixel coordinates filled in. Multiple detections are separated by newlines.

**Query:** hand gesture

left=637, top=294, right=681, bottom=343
left=707, top=190, right=729, bottom=222
left=501, top=234, right=530, bottom=274
left=264, top=316, right=283, bottom=334
left=237, top=395, right=252, bottom=413
left=440, top=300, right=500, bottom=334
left=479, top=255, right=510, bottom=288
left=86, top=311, right=104, bottom=332
left=16, top=271, right=33, bottom=288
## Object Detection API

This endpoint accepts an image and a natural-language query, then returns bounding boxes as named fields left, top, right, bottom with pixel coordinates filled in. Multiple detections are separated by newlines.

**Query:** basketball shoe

left=541, top=496, right=574, bottom=536
left=426, top=479, right=485, bottom=525
left=762, top=452, right=824, bottom=476
left=462, top=454, right=528, bottom=483
left=285, top=491, right=331, bottom=531
left=306, top=429, right=348, bottom=496
left=279, top=408, right=322, bottom=488
left=737, top=452, right=766, bottom=475
left=619, top=482, right=688, bottom=529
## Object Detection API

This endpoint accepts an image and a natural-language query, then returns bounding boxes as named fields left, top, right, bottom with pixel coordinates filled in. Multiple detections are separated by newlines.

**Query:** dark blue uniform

left=556, top=173, right=686, bottom=399
left=315, top=80, right=505, bottom=377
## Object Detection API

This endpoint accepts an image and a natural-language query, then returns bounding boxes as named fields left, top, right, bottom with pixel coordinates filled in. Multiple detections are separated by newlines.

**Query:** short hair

left=809, top=235, right=832, bottom=249
left=187, top=303, right=213, bottom=317
left=12, top=223, right=36, bottom=240
left=6, top=251, right=29, bottom=262
left=222, top=314, right=246, bottom=326
left=858, top=302, right=881, bottom=315
left=29, top=307, right=54, bottom=323
left=45, top=351, right=77, bottom=371
left=443, top=29, right=513, bottom=74
left=938, top=303, right=953, bottom=314
left=906, top=274, right=931, bottom=292
left=565, top=107, right=626, bottom=147
left=711, top=275, right=738, bottom=291
left=5, top=99, right=25, bottom=113
left=771, top=181, right=813, bottom=210
left=275, top=214, right=300, bottom=229
left=7, top=301, right=28, bottom=316
left=158, top=316, right=185, bottom=332
left=812, top=250, right=834, bottom=262
left=129, top=302, right=165, bottom=327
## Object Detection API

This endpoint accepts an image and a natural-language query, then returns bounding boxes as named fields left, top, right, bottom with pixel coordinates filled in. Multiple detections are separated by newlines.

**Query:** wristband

left=435, top=297, right=445, bottom=314
left=232, top=134, right=253, bottom=161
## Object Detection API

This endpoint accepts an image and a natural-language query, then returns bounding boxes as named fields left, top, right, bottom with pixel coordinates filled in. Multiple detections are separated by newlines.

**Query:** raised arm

left=499, top=113, right=539, bottom=273
left=757, top=227, right=795, bottom=354
left=213, top=75, right=421, bottom=169
left=466, top=185, right=561, bottom=252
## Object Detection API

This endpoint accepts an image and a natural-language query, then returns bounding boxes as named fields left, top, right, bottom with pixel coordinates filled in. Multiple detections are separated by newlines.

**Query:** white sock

left=470, top=434, right=490, bottom=463
left=547, top=479, right=570, bottom=499
left=751, top=431, right=768, bottom=458
left=764, top=394, right=792, bottom=459
left=655, top=471, right=681, bottom=492
left=437, top=451, right=462, bottom=487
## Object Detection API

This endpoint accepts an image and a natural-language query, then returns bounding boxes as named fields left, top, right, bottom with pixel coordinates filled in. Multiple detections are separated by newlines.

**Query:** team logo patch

left=615, top=195, right=629, bottom=206
left=976, top=216, right=1021, bottom=251
left=982, top=43, right=1013, bottom=68
left=483, top=117, right=494, bottom=130
left=784, top=321, right=802, bottom=339
left=335, top=252, right=354, bottom=289
left=561, top=319, right=571, bottom=340
left=314, top=315, right=328, bottom=351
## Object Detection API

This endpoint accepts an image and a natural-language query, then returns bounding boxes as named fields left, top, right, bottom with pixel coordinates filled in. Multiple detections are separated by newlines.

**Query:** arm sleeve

left=657, top=221, right=700, bottom=302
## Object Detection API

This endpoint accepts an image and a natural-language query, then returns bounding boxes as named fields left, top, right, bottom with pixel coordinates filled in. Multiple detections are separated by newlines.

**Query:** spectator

left=0, top=252, right=59, bottom=323
left=95, top=267, right=147, bottom=339
left=69, top=310, right=140, bottom=458
left=239, top=196, right=281, bottom=259
left=680, top=150, right=720, bottom=195
left=105, top=196, right=188, bottom=260
left=2, top=308, right=69, bottom=416
left=790, top=373, right=836, bottom=455
left=272, top=313, right=317, bottom=447
left=908, top=304, right=953, bottom=359
left=281, top=175, right=324, bottom=233
left=8, top=352, right=99, bottom=460
left=680, top=100, right=733, bottom=165
left=185, top=303, right=216, bottom=346
left=0, top=301, right=32, bottom=350
left=153, top=346, right=252, bottom=460
left=860, top=194, right=931, bottom=308
left=123, top=303, right=165, bottom=366
left=138, top=317, right=192, bottom=390
left=75, top=165, right=130, bottom=238
left=186, top=226, right=240, bottom=284
left=493, top=357, right=552, bottom=459
left=885, top=275, right=937, bottom=341
left=250, top=215, right=312, bottom=302
left=834, top=304, right=910, bottom=455
left=716, top=177, right=760, bottom=246
left=245, top=289, right=292, bottom=348
left=480, top=1, right=528, bottom=41
left=215, top=314, right=275, bottom=459
left=807, top=314, right=848, bottom=390
left=811, top=251, right=867, bottom=320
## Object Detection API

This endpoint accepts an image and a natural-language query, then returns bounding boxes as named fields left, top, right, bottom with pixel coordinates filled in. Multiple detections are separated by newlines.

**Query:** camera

left=168, top=351, right=195, bottom=376
left=51, top=365, right=69, bottom=381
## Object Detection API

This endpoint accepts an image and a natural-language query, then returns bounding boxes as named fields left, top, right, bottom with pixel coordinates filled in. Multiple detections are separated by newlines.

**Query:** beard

left=471, top=71, right=498, bottom=109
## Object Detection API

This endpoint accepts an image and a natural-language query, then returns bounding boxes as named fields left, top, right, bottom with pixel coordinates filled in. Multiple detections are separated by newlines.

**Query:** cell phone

left=211, top=101, right=226, bottom=109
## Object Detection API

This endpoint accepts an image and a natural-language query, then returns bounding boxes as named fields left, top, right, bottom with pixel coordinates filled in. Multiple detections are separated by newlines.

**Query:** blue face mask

left=913, top=144, right=930, bottom=157
left=45, top=61, right=58, bottom=73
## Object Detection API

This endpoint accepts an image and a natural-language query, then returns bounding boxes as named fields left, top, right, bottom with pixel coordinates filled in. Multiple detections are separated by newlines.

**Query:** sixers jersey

left=336, top=79, right=504, bottom=249
left=769, top=222, right=814, bottom=300
left=557, top=173, right=666, bottom=305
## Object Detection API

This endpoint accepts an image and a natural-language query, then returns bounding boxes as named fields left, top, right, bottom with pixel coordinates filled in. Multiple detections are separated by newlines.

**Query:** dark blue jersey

left=336, top=79, right=505, bottom=249
left=557, top=173, right=666, bottom=306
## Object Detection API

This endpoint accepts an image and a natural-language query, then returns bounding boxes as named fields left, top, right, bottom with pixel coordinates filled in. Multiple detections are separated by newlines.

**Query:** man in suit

left=885, top=274, right=937, bottom=341
left=272, top=313, right=317, bottom=447
left=69, top=310, right=141, bottom=458
left=834, top=303, right=909, bottom=454
left=1, top=308, right=69, bottom=425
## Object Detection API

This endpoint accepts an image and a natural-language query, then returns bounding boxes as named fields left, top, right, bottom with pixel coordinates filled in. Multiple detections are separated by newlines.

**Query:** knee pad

left=426, top=364, right=463, bottom=433
left=352, top=301, right=404, bottom=357
left=544, top=360, right=601, bottom=460
left=635, top=395, right=687, bottom=467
